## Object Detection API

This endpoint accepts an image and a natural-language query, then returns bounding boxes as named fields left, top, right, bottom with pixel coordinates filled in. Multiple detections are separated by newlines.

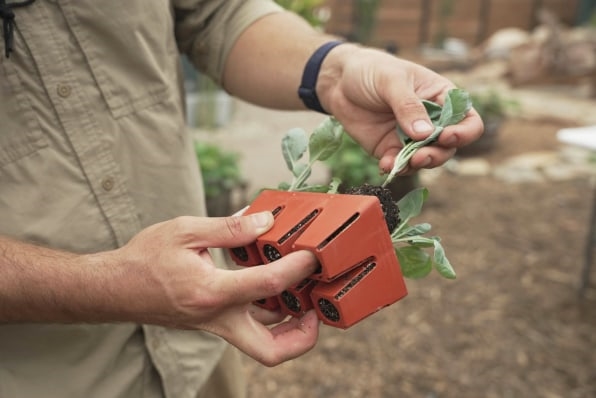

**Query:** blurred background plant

left=326, top=132, right=418, bottom=199
left=274, top=0, right=328, bottom=27
left=352, top=0, right=381, bottom=44
left=194, top=141, right=246, bottom=216
left=457, top=88, right=520, bottom=156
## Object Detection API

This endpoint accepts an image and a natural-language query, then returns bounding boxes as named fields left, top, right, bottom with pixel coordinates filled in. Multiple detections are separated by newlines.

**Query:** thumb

left=393, top=94, right=434, bottom=141
left=185, top=211, right=274, bottom=248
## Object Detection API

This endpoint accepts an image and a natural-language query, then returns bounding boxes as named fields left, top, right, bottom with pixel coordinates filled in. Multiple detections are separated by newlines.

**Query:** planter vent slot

left=272, top=205, right=284, bottom=217
left=277, top=209, right=319, bottom=245
left=335, top=260, right=377, bottom=300
left=316, top=212, right=359, bottom=250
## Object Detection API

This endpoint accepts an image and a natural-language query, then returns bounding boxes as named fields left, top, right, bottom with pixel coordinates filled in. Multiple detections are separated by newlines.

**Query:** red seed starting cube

left=228, top=190, right=408, bottom=328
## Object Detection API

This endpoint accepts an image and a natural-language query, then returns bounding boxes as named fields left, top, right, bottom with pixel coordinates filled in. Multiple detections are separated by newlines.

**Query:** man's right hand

left=0, top=212, right=321, bottom=366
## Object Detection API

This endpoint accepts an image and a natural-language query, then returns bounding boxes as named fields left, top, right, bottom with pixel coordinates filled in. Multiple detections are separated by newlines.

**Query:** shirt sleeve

left=173, top=0, right=283, bottom=85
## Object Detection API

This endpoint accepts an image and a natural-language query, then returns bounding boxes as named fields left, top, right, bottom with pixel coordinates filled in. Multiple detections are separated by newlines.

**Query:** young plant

left=382, top=88, right=472, bottom=186
left=275, top=88, right=472, bottom=279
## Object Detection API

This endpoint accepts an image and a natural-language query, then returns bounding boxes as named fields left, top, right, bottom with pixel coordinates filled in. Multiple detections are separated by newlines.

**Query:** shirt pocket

left=0, top=58, right=48, bottom=168
left=64, top=0, right=179, bottom=119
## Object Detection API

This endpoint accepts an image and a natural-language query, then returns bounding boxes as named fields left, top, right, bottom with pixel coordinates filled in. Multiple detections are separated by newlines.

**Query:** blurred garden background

left=187, top=1, right=596, bottom=397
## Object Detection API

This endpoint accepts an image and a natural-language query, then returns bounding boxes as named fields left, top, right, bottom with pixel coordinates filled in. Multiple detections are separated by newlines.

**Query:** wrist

left=298, top=41, right=359, bottom=114
left=314, top=42, right=360, bottom=116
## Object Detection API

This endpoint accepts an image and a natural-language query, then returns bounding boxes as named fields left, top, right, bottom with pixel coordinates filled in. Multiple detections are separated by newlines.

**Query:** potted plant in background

left=325, top=133, right=418, bottom=200
left=194, top=141, right=247, bottom=216
left=457, top=88, right=519, bottom=156
left=274, top=0, right=327, bottom=28
left=182, top=56, right=234, bottom=129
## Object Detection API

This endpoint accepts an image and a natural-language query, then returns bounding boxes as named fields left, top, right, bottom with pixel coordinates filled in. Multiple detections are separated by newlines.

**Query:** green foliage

left=326, top=134, right=384, bottom=189
left=470, top=90, right=519, bottom=122
left=275, top=88, right=474, bottom=280
left=279, top=118, right=344, bottom=192
left=383, top=88, right=472, bottom=186
left=274, top=0, right=326, bottom=27
left=194, top=141, right=243, bottom=199
left=391, top=188, right=456, bottom=279
left=353, top=0, right=381, bottom=43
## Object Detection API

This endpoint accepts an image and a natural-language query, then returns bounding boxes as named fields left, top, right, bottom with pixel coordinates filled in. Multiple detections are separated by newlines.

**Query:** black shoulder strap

left=0, top=0, right=37, bottom=58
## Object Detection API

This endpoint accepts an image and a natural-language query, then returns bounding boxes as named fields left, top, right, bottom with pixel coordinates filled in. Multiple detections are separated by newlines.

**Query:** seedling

left=230, top=88, right=472, bottom=327
left=277, top=88, right=472, bottom=280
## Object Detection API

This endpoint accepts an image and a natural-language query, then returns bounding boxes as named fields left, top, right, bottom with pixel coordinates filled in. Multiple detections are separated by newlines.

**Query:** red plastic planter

left=229, top=190, right=408, bottom=328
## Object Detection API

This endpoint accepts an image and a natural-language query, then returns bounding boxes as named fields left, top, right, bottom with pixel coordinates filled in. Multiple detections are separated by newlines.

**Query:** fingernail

left=412, top=120, right=433, bottom=135
left=250, top=211, right=273, bottom=231
left=421, top=156, right=432, bottom=168
left=444, top=135, right=458, bottom=146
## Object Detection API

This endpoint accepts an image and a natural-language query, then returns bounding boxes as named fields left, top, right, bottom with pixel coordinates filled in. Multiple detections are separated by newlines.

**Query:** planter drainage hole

left=318, top=298, right=340, bottom=322
left=281, top=290, right=301, bottom=313
left=231, top=247, right=249, bottom=262
left=263, top=244, right=282, bottom=262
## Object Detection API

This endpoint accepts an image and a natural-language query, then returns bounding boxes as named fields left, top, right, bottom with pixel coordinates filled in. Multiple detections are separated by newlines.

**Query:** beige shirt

left=0, top=1, right=281, bottom=397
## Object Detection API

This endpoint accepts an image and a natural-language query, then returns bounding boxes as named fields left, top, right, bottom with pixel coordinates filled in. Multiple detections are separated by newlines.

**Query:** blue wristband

left=298, top=40, right=344, bottom=114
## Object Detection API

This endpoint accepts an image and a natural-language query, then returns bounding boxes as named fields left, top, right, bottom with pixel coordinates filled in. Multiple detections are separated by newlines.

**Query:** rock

left=482, top=27, right=531, bottom=60
left=446, top=158, right=492, bottom=176
left=492, top=151, right=559, bottom=183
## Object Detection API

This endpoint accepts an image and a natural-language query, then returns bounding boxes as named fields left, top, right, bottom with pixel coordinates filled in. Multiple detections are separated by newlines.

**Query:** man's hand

left=317, top=44, right=484, bottom=174
left=0, top=212, right=321, bottom=367
left=224, top=12, right=483, bottom=174
left=112, top=212, right=321, bottom=366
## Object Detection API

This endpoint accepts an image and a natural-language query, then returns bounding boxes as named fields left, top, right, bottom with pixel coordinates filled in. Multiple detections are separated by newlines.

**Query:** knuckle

left=260, top=272, right=284, bottom=297
left=224, top=216, right=243, bottom=238
left=399, top=97, right=426, bottom=115
left=186, top=288, right=225, bottom=313
left=258, top=350, right=284, bottom=367
left=170, top=215, right=193, bottom=232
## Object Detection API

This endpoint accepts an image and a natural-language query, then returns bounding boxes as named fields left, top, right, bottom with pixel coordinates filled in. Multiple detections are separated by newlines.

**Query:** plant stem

left=382, top=126, right=444, bottom=187
left=289, top=158, right=319, bottom=191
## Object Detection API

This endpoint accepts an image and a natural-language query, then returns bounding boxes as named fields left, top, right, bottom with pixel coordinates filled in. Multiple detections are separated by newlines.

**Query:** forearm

left=0, top=236, right=129, bottom=323
left=222, top=10, right=351, bottom=110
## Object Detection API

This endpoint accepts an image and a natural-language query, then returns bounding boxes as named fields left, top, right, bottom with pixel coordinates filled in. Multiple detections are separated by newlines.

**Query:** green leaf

left=402, top=223, right=432, bottom=237
left=396, top=187, right=428, bottom=221
left=405, top=236, right=436, bottom=248
left=437, top=88, right=473, bottom=127
left=308, top=118, right=344, bottom=162
left=296, top=184, right=330, bottom=193
left=277, top=182, right=291, bottom=191
left=396, top=126, right=411, bottom=146
left=422, top=99, right=443, bottom=122
left=292, top=162, right=310, bottom=180
left=281, top=128, right=308, bottom=172
left=433, top=239, right=456, bottom=279
left=396, top=246, right=433, bottom=279
left=327, top=177, right=342, bottom=194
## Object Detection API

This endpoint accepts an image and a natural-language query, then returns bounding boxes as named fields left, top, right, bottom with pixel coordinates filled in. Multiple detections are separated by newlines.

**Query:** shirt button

left=57, top=83, right=72, bottom=98
left=101, top=176, right=115, bottom=191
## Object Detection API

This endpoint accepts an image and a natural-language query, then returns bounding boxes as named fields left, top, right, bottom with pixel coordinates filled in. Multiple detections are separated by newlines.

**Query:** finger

left=179, top=211, right=274, bottom=248
left=410, top=146, right=457, bottom=169
left=436, top=108, right=485, bottom=148
left=217, top=250, right=318, bottom=307
left=384, top=88, right=435, bottom=141
left=248, top=304, right=288, bottom=325
left=235, top=309, right=320, bottom=366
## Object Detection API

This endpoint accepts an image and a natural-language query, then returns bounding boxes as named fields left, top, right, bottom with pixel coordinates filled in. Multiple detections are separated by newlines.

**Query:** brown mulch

left=241, top=118, right=596, bottom=398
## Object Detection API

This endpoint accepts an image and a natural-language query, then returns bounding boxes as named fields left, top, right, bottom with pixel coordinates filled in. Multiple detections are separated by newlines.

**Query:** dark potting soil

left=344, top=184, right=400, bottom=232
